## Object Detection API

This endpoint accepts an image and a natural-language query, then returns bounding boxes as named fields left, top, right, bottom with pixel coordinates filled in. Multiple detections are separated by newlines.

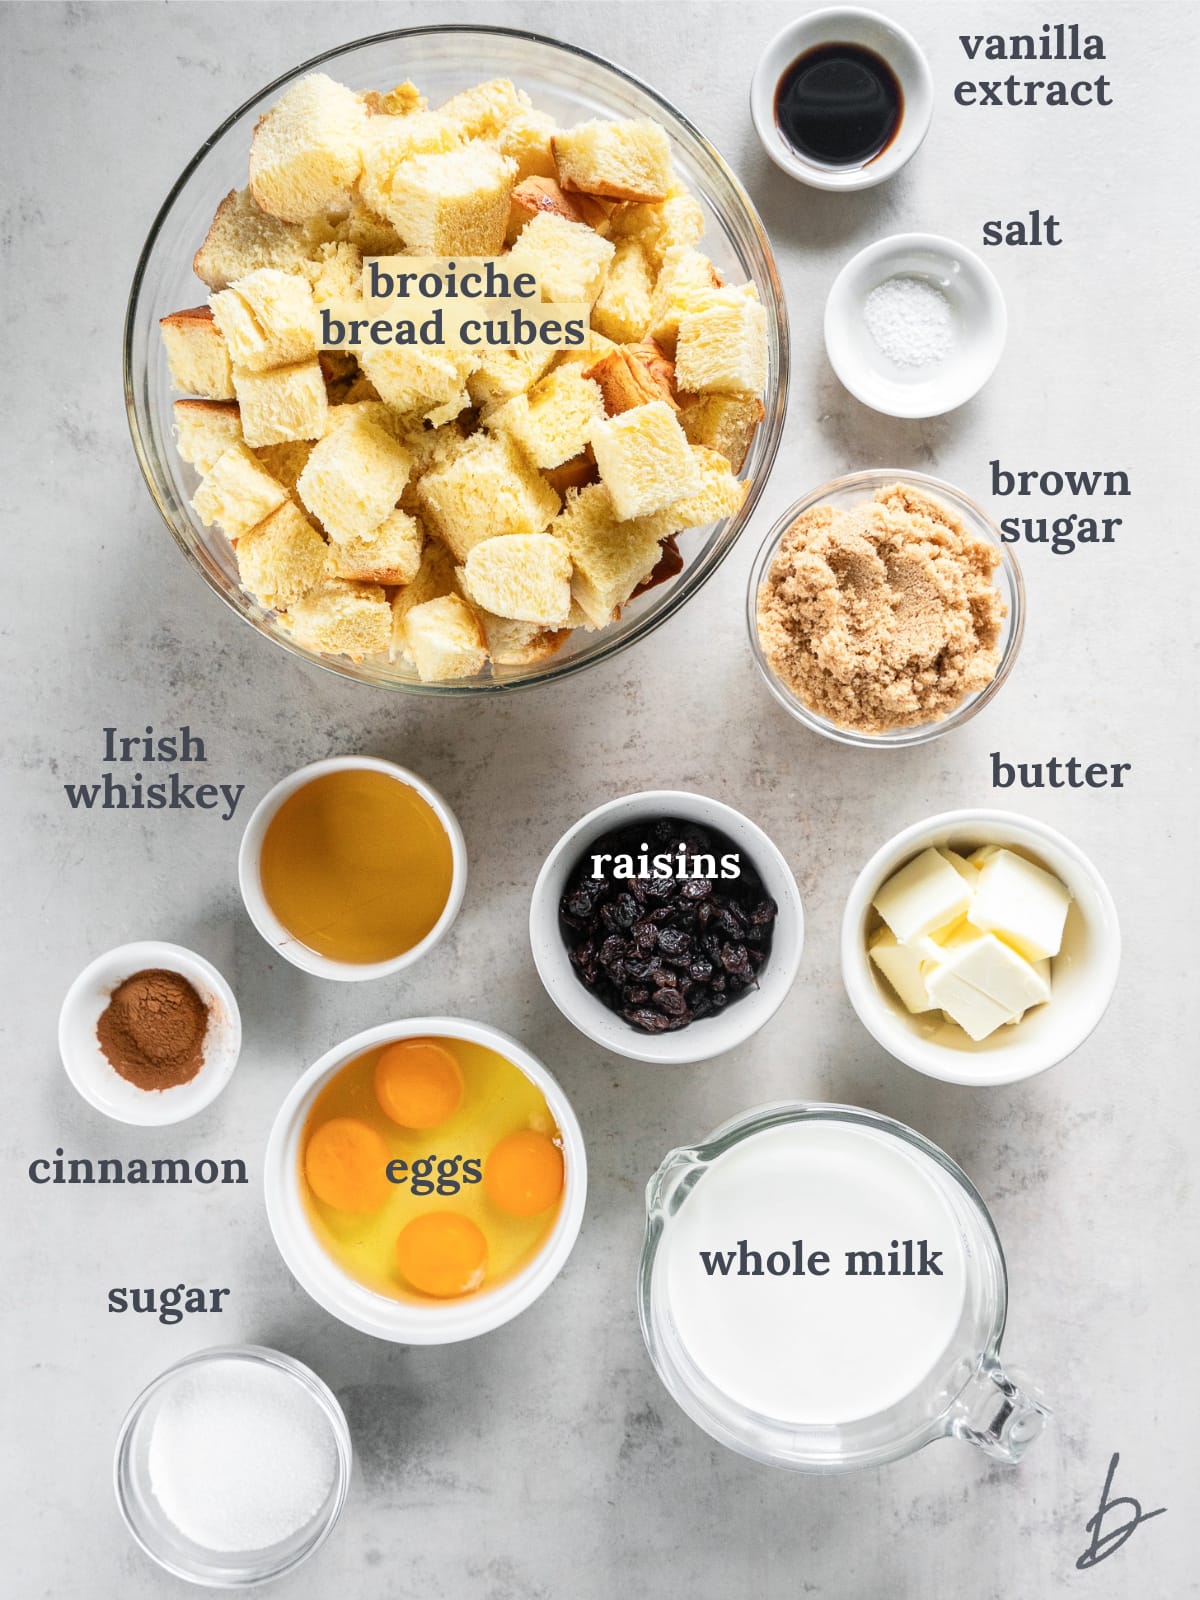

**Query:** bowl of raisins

left=530, top=791, right=804, bottom=1064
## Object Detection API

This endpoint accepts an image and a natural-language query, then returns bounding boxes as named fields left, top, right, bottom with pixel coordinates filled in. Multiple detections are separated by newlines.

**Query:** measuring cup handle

left=948, top=1360, right=1052, bottom=1463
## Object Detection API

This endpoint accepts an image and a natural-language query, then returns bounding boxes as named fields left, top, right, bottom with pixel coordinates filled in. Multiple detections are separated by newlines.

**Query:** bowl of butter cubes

left=125, top=26, right=787, bottom=692
left=841, top=809, right=1121, bottom=1086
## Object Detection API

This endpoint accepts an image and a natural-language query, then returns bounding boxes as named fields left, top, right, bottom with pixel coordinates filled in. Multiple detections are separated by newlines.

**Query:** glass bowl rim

left=123, top=22, right=790, bottom=696
left=745, top=467, right=1025, bottom=748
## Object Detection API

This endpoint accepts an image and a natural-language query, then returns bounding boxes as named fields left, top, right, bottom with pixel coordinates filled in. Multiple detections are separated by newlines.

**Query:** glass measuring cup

left=638, top=1103, right=1050, bottom=1472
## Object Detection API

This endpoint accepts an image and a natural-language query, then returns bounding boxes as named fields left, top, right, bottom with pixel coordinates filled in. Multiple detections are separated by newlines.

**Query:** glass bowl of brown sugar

left=747, top=469, right=1024, bottom=748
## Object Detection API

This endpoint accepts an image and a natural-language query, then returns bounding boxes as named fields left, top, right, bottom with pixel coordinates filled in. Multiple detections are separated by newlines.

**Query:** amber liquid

left=775, top=43, right=902, bottom=167
left=259, top=769, right=454, bottom=963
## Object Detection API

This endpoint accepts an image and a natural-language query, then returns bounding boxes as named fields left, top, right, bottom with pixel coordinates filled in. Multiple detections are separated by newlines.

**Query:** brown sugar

left=755, top=483, right=1006, bottom=733
left=96, top=968, right=210, bottom=1090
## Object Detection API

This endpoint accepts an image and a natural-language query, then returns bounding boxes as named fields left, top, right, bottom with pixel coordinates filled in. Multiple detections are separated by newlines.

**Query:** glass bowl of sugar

left=114, top=1345, right=351, bottom=1587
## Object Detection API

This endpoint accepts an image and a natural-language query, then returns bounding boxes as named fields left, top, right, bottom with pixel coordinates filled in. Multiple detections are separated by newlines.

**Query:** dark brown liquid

left=775, top=43, right=903, bottom=168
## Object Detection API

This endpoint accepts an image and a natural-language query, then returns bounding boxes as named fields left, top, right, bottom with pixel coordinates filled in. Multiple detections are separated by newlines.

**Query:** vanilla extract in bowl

left=775, top=42, right=903, bottom=168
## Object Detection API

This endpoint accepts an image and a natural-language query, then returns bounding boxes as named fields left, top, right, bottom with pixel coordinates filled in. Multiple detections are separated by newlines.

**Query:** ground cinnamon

left=96, top=969, right=209, bottom=1090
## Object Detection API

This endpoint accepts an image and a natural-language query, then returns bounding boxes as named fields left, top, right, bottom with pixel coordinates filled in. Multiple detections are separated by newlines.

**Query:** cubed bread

left=608, top=184, right=705, bottom=269
left=466, top=344, right=558, bottom=407
left=319, top=200, right=405, bottom=259
left=236, top=500, right=328, bottom=609
left=173, top=399, right=243, bottom=475
left=248, top=73, right=367, bottom=222
left=553, top=118, right=672, bottom=203
left=584, top=341, right=677, bottom=416
left=233, top=359, right=328, bottom=447
left=487, top=366, right=603, bottom=469
left=297, top=412, right=413, bottom=541
left=285, top=578, right=391, bottom=660
left=460, top=533, right=572, bottom=624
left=210, top=268, right=317, bottom=372
left=361, top=80, right=425, bottom=117
left=253, top=439, right=313, bottom=490
left=389, top=538, right=458, bottom=656
left=497, top=108, right=559, bottom=182
left=303, top=240, right=365, bottom=306
left=675, top=289, right=769, bottom=394
left=327, top=508, right=425, bottom=585
left=590, top=399, right=700, bottom=519
left=378, top=143, right=516, bottom=255
left=678, top=391, right=764, bottom=473
left=417, top=431, right=559, bottom=559
left=476, top=610, right=569, bottom=666
left=439, top=78, right=531, bottom=138
left=192, top=443, right=289, bottom=540
left=193, top=188, right=313, bottom=290
left=320, top=399, right=409, bottom=441
left=507, top=175, right=596, bottom=239
left=403, top=594, right=489, bottom=681
left=645, top=244, right=724, bottom=352
left=551, top=484, right=668, bottom=626
left=160, top=307, right=234, bottom=399
left=590, top=238, right=654, bottom=343
left=662, top=445, right=748, bottom=529
left=358, top=346, right=474, bottom=417
left=357, top=111, right=463, bottom=217
left=507, top=211, right=615, bottom=306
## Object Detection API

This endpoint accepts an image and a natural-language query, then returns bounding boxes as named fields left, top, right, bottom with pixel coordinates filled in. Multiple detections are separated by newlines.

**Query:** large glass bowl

left=125, top=25, right=788, bottom=694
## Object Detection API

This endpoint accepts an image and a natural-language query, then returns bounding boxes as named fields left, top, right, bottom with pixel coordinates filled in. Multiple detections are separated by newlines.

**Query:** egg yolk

left=396, top=1212, right=487, bottom=1298
left=485, top=1130, right=564, bottom=1217
left=375, top=1038, right=464, bottom=1129
left=305, top=1118, right=390, bottom=1213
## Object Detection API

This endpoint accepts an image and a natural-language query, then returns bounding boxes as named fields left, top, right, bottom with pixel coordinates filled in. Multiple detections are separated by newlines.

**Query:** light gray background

left=3, top=2, right=1196, bottom=1595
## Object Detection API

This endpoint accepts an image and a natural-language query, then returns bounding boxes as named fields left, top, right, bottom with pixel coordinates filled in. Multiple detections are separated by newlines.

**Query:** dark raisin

left=624, top=1007, right=671, bottom=1033
left=654, top=988, right=687, bottom=1016
left=657, top=926, right=692, bottom=958
left=689, top=959, right=714, bottom=982
left=680, top=877, right=713, bottom=900
left=750, top=898, right=778, bottom=925
left=652, top=967, right=678, bottom=989
left=624, top=987, right=650, bottom=1005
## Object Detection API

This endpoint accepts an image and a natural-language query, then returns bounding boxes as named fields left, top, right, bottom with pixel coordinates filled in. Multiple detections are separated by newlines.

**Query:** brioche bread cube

left=320, top=399, right=408, bottom=441
left=678, top=391, right=764, bottom=473
left=466, top=344, right=558, bottom=407
left=303, top=240, right=365, bottom=305
left=675, top=290, right=768, bottom=394
left=498, top=107, right=559, bottom=182
left=359, top=346, right=474, bottom=418
left=590, top=238, right=654, bottom=343
left=360, top=80, right=426, bottom=117
left=590, top=399, right=700, bottom=520
left=608, top=184, right=706, bottom=270
left=210, top=268, right=317, bottom=373
left=507, top=175, right=595, bottom=241
left=173, top=399, right=243, bottom=475
left=389, top=538, right=458, bottom=656
left=584, top=341, right=677, bottom=416
left=253, top=439, right=313, bottom=490
left=285, top=578, right=391, bottom=660
left=357, top=111, right=463, bottom=218
left=461, top=533, right=572, bottom=624
left=476, top=610, right=570, bottom=666
left=417, top=431, right=559, bottom=559
left=551, top=484, right=668, bottom=626
left=404, top=594, right=489, bottom=681
left=327, top=507, right=425, bottom=585
left=193, top=188, right=314, bottom=291
left=297, top=412, right=413, bottom=541
left=553, top=118, right=672, bottom=202
left=379, top=143, right=516, bottom=255
left=234, top=359, right=328, bottom=447
left=236, top=501, right=328, bottom=610
left=192, top=443, right=289, bottom=540
left=487, top=366, right=603, bottom=469
left=438, top=78, right=532, bottom=138
left=662, top=445, right=748, bottom=530
left=645, top=245, right=724, bottom=352
left=160, top=307, right=235, bottom=399
left=507, top=211, right=615, bottom=306
left=249, top=73, right=366, bottom=222
left=318, top=200, right=405, bottom=259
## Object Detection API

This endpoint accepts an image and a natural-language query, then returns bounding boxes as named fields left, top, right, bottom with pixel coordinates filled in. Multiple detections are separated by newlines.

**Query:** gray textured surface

left=2, top=3, right=1196, bottom=1595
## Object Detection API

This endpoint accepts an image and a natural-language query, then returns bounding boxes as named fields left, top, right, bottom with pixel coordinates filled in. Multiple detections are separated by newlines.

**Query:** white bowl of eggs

left=264, top=1017, right=587, bottom=1343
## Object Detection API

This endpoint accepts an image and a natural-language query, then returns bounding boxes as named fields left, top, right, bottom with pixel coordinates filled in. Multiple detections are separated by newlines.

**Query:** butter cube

left=916, top=914, right=979, bottom=961
left=1004, top=959, right=1052, bottom=1026
left=936, top=932, right=1051, bottom=1016
left=938, top=848, right=981, bottom=890
left=869, top=928, right=934, bottom=1014
left=925, top=968, right=1016, bottom=1042
left=872, top=847, right=972, bottom=945
left=967, top=848, right=1071, bottom=961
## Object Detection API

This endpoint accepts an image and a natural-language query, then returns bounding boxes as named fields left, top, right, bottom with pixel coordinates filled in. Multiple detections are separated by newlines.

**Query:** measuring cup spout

left=948, top=1360, right=1052, bottom=1463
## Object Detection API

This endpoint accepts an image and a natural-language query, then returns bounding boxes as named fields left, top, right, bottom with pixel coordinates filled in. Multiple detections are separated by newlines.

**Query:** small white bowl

left=59, top=941, right=241, bottom=1125
left=264, top=1018, right=587, bottom=1345
left=751, top=8, right=933, bottom=191
left=237, top=757, right=467, bottom=982
left=825, top=233, right=1007, bottom=417
left=530, top=791, right=804, bottom=1065
left=841, top=810, right=1120, bottom=1086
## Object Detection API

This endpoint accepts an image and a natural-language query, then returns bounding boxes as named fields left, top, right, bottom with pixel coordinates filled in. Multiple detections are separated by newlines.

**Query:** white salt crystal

left=148, top=1357, right=337, bottom=1552
left=863, top=275, right=955, bottom=368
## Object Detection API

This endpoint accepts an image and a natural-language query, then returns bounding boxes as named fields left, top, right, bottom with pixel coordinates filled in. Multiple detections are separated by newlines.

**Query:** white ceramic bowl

left=825, top=233, right=1007, bottom=417
left=59, top=941, right=241, bottom=1125
left=751, top=8, right=933, bottom=190
left=530, top=791, right=804, bottom=1065
left=237, top=757, right=467, bottom=981
left=264, top=1018, right=587, bottom=1344
left=841, top=810, right=1120, bottom=1086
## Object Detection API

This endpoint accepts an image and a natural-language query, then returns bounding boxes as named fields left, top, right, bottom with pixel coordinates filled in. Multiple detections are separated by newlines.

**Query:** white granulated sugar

left=863, top=275, right=955, bottom=368
left=148, top=1359, right=337, bottom=1553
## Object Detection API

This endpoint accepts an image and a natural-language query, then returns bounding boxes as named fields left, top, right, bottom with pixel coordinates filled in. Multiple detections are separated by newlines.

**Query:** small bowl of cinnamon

left=58, top=941, right=241, bottom=1125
